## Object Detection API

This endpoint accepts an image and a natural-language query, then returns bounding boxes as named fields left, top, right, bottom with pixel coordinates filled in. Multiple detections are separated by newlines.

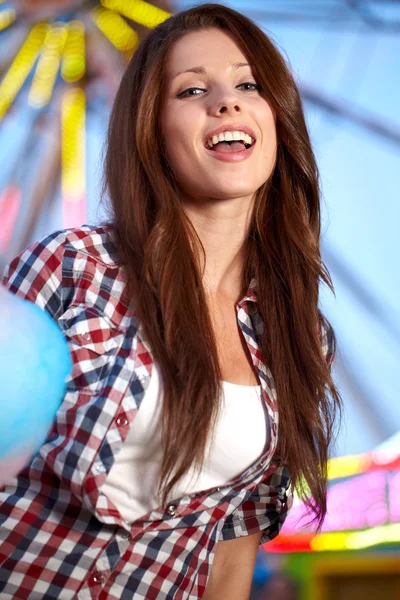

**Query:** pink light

left=282, top=470, right=395, bottom=536
left=389, top=472, right=400, bottom=522
left=62, top=193, right=86, bottom=229
left=322, top=472, right=388, bottom=532
left=0, top=185, right=22, bottom=253
left=282, top=503, right=312, bottom=534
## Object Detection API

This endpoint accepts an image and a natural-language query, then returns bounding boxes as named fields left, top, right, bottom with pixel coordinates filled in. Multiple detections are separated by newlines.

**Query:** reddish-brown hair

left=103, top=3, right=342, bottom=526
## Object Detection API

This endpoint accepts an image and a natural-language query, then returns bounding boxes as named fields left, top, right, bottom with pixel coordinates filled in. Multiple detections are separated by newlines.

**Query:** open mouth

left=205, top=130, right=255, bottom=154
left=206, top=140, right=253, bottom=153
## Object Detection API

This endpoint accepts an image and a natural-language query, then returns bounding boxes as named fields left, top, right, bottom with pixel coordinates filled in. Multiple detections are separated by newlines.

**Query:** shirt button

left=166, top=504, right=177, bottom=517
left=89, top=572, right=104, bottom=585
left=95, top=463, right=106, bottom=473
left=138, top=374, right=146, bottom=384
left=80, top=331, right=91, bottom=342
left=116, top=415, right=129, bottom=427
left=119, top=529, right=131, bottom=541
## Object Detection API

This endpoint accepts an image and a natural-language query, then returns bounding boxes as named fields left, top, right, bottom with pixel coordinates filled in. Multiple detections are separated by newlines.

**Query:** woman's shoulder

left=4, top=223, right=120, bottom=280
left=2, top=223, right=126, bottom=319
left=29, top=223, right=119, bottom=268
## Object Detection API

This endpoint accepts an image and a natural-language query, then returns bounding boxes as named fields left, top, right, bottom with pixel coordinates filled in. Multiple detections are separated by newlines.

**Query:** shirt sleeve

left=220, top=460, right=293, bottom=545
left=1, top=230, right=66, bottom=317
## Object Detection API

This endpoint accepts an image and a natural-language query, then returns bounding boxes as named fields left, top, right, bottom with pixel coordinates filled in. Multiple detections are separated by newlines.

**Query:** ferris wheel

left=0, top=0, right=172, bottom=273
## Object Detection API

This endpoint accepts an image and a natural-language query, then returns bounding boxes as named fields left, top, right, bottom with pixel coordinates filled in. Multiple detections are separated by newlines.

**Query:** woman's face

left=161, top=28, right=277, bottom=204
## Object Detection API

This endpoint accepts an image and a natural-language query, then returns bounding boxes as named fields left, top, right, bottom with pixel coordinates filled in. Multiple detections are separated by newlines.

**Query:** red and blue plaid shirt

left=0, top=225, right=334, bottom=599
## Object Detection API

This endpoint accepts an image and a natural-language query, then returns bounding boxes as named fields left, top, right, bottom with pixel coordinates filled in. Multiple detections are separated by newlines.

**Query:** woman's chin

left=179, top=177, right=263, bottom=204
left=209, top=186, right=259, bottom=202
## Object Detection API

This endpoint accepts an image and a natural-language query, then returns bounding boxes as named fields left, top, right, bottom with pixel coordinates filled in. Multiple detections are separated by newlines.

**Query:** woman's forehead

left=165, top=29, right=250, bottom=81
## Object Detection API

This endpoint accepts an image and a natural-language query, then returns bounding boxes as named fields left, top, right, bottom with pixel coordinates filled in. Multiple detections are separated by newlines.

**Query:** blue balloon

left=0, top=286, right=71, bottom=481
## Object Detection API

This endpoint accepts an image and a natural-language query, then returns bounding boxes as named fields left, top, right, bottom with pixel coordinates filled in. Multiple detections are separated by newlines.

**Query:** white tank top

left=101, top=364, right=270, bottom=523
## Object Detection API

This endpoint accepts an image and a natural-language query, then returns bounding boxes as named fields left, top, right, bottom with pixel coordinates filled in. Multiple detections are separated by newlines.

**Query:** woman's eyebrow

left=171, top=62, right=251, bottom=80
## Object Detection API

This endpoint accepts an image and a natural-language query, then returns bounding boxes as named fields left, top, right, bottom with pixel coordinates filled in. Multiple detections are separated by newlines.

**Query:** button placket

left=166, top=504, right=177, bottom=517
left=119, top=529, right=131, bottom=541
left=116, top=415, right=129, bottom=427
left=89, top=572, right=105, bottom=586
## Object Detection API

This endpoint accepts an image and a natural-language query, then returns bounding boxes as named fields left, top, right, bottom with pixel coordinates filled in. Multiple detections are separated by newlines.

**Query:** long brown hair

left=103, top=3, right=342, bottom=526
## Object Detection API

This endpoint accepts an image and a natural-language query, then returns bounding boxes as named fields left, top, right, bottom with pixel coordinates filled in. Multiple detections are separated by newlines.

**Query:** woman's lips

left=204, top=141, right=256, bottom=162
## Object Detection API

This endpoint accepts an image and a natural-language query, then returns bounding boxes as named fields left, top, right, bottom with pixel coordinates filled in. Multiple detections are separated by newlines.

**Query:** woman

left=0, top=4, right=341, bottom=599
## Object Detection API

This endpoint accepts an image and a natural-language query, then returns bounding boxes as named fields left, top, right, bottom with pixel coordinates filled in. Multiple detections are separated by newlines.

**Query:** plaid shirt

left=0, top=225, right=334, bottom=599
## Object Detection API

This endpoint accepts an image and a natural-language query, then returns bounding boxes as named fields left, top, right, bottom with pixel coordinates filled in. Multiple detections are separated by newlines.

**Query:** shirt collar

left=237, top=277, right=258, bottom=309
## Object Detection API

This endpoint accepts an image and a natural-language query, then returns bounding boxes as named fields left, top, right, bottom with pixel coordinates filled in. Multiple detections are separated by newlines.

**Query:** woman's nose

left=217, top=103, right=240, bottom=115
left=209, top=92, right=241, bottom=116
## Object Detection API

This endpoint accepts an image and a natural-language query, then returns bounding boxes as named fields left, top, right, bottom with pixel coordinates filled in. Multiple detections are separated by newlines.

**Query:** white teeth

left=206, top=130, right=255, bottom=148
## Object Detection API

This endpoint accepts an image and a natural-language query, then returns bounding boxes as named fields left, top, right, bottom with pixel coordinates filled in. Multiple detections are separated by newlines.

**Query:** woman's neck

left=182, top=194, right=254, bottom=300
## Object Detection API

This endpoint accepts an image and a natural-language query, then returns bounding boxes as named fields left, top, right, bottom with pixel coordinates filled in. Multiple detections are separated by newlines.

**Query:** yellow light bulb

left=29, top=23, right=68, bottom=108
left=0, top=23, right=47, bottom=121
left=0, top=8, right=16, bottom=31
left=91, top=6, right=139, bottom=52
left=100, top=0, right=170, bottom=29
left=61, top=87, right=86, bottom=202
left=61, top=20, right=85, bottom=83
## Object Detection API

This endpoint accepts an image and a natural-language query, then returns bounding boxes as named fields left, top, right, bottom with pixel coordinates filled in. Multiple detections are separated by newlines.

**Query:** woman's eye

left=177, top=82, right=260, bottom=98
left=177, top=87, right=206, bottom=98
left=237, top=82, right=261, bottom=92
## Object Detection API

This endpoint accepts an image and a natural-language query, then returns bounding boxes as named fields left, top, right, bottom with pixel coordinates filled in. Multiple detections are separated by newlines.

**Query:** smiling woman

left=162, top=28, right=276, bottom=189
left=0, top=3, right=341, bottom=599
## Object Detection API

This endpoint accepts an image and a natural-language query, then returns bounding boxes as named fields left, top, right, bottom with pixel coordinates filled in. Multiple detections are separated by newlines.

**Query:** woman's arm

left=202, top=530, right=262, bottom=600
